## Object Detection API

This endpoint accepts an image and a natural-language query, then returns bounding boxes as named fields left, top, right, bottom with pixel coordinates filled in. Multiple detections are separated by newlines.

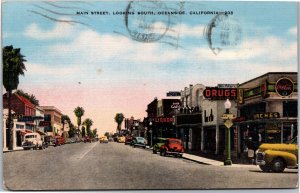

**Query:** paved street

left=3, top=142, right=298, bottom=190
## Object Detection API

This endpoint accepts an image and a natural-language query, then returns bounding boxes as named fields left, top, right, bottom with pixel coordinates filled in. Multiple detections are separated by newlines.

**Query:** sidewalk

left=3, top=147, right=24, bottom=153
left=145, top=146, right=255, bottom=167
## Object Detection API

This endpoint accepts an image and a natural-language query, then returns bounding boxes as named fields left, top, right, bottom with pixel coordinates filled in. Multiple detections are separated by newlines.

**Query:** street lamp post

left=149, top=121, right=153, bottom=147
left=222, top=99, right=235, bottom=166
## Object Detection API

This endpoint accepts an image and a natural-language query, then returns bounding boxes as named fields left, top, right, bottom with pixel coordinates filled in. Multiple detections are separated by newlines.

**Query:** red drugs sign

left=203, top=87, right=237, bottom=100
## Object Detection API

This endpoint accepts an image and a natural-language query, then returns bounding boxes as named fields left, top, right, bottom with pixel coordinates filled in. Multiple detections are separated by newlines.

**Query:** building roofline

left=239, top=72, right=297, bottom=86
left=40, top=106, right=62, bottom=114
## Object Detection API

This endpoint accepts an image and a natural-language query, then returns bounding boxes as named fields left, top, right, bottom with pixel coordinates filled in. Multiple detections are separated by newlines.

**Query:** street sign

left=224, top=120, right=233, bottom=129
left=221, top=114, right=236, bottom=120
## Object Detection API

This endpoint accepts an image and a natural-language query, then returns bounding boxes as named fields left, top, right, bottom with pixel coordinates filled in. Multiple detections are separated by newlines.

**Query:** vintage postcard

left=1, top=0, right=298, bottom=191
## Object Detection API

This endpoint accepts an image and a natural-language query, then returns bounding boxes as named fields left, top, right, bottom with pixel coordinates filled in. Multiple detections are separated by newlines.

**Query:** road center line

left=77, top=143, right=98, bottom=161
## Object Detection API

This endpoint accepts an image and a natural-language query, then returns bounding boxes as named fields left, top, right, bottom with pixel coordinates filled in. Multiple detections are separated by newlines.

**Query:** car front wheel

left=270, top=158, right=286, bottom=173
left=160, top=149, right=167, bottom=156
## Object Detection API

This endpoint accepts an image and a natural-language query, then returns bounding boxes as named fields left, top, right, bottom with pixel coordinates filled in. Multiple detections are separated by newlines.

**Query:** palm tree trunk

left=8, top=90, right=13, bottom=150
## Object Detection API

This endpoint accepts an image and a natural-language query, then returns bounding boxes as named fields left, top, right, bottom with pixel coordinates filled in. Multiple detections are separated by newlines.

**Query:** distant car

left=54, top=136, right=65, bottom=146
left=118, top=136, right=126, bottom=143
left=84, top=136, right=92, bottom=143
left=44, top=136, right=56, bottom=147
left=70, top=137, right=77, bottom=143
left=132, top=137, right=146, bottom=148
left=65, top=138, right=71, bottom=144
left=160, top=138, right=184, bottom=158
left=113, top=135, right=118, bottom=142
left=99, top=136, right=109, bottom=143
left=152, top=138, right=167, bottom=154
left=125, top=135, right=133, bottom=145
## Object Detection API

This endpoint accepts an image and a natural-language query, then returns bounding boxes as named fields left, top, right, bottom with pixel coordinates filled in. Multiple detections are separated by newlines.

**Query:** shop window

left=240, top=102, right=266, bottom=119
left=283, top=101, right=297, bottom=117
left=44, top=114, right=51, bottom=121
left=16, top=124, right=24, bottom=129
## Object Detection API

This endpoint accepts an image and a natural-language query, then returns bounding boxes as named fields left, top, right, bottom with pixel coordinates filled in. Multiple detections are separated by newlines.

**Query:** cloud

left=24, top=21, right=75, bottom=40
left=174, top=24, right=205, bottom=38
left=48, top=29, right=183, bottom=66
left=288, top=26, right=297, bottom=36
left=193, top=36, right=297, bottom=63
left=25, top=62, right=81, bottom=76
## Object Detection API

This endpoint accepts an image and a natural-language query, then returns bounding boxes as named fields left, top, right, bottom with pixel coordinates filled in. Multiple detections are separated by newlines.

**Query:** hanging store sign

left=237, top=88, right=244, bottom=104
left=166, top=91, right=181, bottom=97
left=39, top=121, right=51, bottom=127
left=275, top=77, right=294, bottom=97
left=217, top=84, right=237, bottom=88
left=253, top=112, right=280, bottom=119
left=171, top=102, right=181, bottom=109
left=203, top=87, right=237, bottom=100
left=153, top=117, right=174, bottom=123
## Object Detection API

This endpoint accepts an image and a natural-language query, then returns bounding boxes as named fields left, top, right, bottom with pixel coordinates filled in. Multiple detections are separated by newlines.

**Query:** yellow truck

left=255, top=137, right=298, bottom=173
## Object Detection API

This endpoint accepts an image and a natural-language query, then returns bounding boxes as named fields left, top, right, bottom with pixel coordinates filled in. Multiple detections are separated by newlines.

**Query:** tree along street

left=3, top=142, right=298, bottom=190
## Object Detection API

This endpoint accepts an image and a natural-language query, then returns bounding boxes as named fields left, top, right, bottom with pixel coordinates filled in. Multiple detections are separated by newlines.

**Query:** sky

left=2, top=1, right=298, bottom=135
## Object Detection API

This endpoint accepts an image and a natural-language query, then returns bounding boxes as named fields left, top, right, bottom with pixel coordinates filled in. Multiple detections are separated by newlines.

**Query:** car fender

left=160, top=145, right=168, bottom=151
left=264, top=149, right=297, bottom=166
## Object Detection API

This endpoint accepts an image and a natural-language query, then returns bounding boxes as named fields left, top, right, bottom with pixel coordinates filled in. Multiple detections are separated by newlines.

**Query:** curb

left=3, top=149, right=24, bottom=153
left=182, top=156, right=211, bottom=165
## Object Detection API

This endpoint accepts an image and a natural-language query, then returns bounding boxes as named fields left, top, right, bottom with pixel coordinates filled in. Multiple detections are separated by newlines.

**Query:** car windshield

left=169, top=140, right=181, bottom=144
left=25, top=135, right=35, bottom=139
left=158, top=138, right=166, bottom=143
left=289, top=136, right=298, bottom=144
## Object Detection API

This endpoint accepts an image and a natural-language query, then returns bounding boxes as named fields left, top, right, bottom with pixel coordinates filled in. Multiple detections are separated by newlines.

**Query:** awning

left=20, top=129, right=33, bottom=135
left=234, top=118, right=297, bottom=125
left=36, top=130, right=47, bottom=136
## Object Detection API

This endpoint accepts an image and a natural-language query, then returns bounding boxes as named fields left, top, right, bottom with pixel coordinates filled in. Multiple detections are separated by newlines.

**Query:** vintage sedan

left=159, top=138, right=184, bottom=158
left=118, top=136, right=126, bottom=143
left=125, top=135, right=133, bottom=145
left=54, top=136, right=65, bottom=146
left=84, top=136, right=92, bottom=143
left=131, top=137, right=147, bottom=148
left=99, top=136, right=109, bottom=143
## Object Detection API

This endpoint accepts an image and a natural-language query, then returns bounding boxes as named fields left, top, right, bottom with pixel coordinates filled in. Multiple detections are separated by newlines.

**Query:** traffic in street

left=3, top=141, right=298, bottom=190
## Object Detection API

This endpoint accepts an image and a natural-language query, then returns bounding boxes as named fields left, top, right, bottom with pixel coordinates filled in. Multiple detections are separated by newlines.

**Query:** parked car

left=54, top=136, right=65, bottom=146
left=152, top=138, right=167, bottom=154
left=99, top=136, right=109, bottom=143
left=44, top=136, right=56, bottom=147
left=65, top=138, right=72, bottom=144
left=118, top=136, right=126, bottom=143
left=84, top=136, right=92, bottom=143
left=131, top=137, right=147, bottom=148
left=112, top=133, right=118, bottom=142
left=159, top=138, right=184, bottom=157
left=125, top=135, right=133, bottom=145
left=70, top=137, right=77, bottom=143
left=22, top=133, right=44, bottom=150
left=255, top=137, right=298, bottom=173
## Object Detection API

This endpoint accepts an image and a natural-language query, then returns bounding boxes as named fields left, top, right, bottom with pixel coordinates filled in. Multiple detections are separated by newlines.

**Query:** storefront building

left=145, top=98, right=180, bottom=146
left=3, top=93, right=38, bottom=150
left=176, top=84, right=205, bottom=152
left=40, top=106, right=63, bottom=136
left=202, top=85, right=238, bottom=155
left=235, top=72, right=298, bottom=157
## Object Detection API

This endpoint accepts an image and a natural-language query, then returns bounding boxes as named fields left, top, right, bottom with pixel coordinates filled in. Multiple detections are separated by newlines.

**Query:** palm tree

left=3, top=45, right=26, bottom=150
left=74, top=106, right=85, bottom=137
left=83, top=118, right=93, bottom=137
left=114, top=113, right=124, bottom=134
